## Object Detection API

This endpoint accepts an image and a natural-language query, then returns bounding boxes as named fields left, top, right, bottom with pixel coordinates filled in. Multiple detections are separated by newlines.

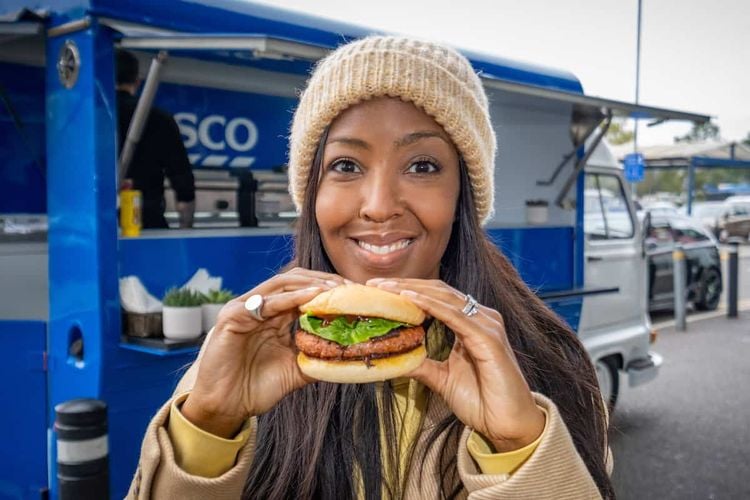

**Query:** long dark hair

left=243, top=129, right=615, bottom=499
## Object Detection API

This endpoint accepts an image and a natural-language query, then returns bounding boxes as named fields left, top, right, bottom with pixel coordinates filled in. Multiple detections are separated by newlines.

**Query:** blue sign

left=154, top=83, right=298, bottom=171
left=624, top=152, right=645, bottom=182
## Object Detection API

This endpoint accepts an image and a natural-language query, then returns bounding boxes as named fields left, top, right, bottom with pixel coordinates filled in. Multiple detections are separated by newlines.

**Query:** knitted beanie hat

left=288, top=35, right=497, bottom=224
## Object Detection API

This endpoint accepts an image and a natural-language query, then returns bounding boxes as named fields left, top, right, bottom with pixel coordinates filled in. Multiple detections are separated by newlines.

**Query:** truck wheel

left=694, top=267, right=722, bottom=311
left=595, top=357, right=619, bottom=412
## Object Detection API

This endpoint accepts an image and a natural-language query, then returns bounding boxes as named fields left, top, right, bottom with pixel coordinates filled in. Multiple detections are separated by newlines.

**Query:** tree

left=674, top=122, right=721, bottom=143
left=742, top=132, right=750, bottom=147
left=605, top=119, right=634, bottom=145
left=635, top=169, right=685, bottom=198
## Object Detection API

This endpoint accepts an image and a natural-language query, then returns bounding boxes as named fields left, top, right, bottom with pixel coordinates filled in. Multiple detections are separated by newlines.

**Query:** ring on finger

left=461, top=294, right=479, bottom=317
left=244, top=294, right=265, bottom=321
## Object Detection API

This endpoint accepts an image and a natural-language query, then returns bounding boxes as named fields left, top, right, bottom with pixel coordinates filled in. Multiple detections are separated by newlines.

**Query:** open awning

left=481, top=78, right=711, bottom=208
left=482, top=77, right=710, bottom=126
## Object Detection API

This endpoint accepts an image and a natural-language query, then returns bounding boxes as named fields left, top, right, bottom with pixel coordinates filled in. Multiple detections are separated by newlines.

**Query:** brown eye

left=330, top=159, right=361, bottom=174
left=406, top=160, right=440, bottom=174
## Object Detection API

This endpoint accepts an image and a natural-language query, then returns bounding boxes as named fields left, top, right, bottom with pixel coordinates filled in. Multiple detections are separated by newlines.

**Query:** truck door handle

left=587, top=256, right=603, bottom=262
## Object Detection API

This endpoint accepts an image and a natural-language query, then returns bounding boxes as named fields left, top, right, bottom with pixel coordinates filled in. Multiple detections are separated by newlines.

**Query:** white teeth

left=357, top=239, right=412, bottom=255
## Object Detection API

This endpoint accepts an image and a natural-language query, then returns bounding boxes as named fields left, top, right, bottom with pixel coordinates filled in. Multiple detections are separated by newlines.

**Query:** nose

left=358, top=168, right=404, bottom=222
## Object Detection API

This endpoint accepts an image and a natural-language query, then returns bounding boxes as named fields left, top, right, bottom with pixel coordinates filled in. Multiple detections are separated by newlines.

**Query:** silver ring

left=244, top=294, right=265, bottom=321
left=461, top=294, right=479, bottom=317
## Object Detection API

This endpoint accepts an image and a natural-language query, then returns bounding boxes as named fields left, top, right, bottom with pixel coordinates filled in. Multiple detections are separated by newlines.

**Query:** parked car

left=640, top=200, right=681, bottom=217
left=644, top=214, right=723, bottom=312
left=686, top=200, right=725, bottom=235
left=715, top=195, right=750, bottom=242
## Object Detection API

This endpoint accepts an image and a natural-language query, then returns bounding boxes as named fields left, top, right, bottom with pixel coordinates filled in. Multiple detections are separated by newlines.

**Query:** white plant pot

left=526, top=204, right=549, bottom=225
left=201, top=303, right=225, bottom=333
left=162, top=306, right=203, bottom=340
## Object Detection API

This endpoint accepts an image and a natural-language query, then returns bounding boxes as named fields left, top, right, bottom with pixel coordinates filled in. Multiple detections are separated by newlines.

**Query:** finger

left=407, top=358, right=447, bottom=395
left=236, top=278, right=332, bottom=302
left=262, top=286, right=327, bottom=319
left=236, top=270, right=347, bottom=301
left=398, top=290, right=504, bottom=360
left=286, top=267, right=350, bottom=282
left=368, top=278, right=464, bottom=305
left=218, top=286, right=324, bottom=333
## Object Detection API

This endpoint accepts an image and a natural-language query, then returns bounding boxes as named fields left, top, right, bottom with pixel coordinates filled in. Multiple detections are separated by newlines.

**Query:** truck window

left=584, top=173, right=635, bottom=240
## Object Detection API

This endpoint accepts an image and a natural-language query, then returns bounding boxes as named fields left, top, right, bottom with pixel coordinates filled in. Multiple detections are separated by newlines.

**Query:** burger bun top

left=300, top=283, right=425, bottom=325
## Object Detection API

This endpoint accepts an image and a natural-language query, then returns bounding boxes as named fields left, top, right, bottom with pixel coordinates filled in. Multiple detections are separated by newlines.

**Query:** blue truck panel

left=0, top=321, right=47, bottom=500
left=44, top=25, right=121, bottom=499
left=155, top=83, right=297, bottom=171
left=119, top=233, right=295, bottom=298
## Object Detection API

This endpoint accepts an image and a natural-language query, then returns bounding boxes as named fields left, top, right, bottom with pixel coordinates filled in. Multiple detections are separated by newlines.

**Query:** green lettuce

left=299, top=313, right=409, bottom=346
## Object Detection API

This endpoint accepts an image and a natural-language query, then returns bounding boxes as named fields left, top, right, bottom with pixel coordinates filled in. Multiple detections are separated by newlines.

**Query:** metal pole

left=727, top=240, right=739, bottom=318
left=687, top=158, right=695, bottom=215
left=631, top=0, right=643, bottom=194
left=117, top=51, right=168, bottom=187
left=55, top=399, right=109, bottom=500
left=673, top=244, right=687, bottom=331
left=635, top=0, right=642, bottom=110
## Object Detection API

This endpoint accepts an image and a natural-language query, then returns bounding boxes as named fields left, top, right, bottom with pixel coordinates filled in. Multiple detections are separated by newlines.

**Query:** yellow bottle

left=120, top=179, right=142, bottom=237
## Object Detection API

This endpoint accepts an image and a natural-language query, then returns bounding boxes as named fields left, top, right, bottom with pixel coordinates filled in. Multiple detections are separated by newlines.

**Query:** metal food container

left=122, top=311, right=163, bottom=338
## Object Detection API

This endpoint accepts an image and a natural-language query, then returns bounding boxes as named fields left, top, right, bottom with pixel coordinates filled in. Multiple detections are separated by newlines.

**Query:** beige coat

left=127, top=349, right=608, bottom=499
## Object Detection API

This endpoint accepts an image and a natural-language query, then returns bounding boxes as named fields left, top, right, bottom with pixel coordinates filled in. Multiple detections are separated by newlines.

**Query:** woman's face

left=315, top=97, right=461, bottom=283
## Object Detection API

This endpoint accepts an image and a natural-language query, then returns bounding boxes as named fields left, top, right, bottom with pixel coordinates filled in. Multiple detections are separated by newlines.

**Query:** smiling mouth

left=355, top=239, right=414, bottom=255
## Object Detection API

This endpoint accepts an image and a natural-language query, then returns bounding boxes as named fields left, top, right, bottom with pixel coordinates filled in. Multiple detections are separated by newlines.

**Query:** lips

left=357, top=239, right=413, bottom=255
left=349, top=235, right=416, bottom=268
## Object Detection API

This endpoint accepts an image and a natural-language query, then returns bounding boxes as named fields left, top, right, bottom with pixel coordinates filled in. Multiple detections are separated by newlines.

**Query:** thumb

left=407, top=358, right=447, bottom=396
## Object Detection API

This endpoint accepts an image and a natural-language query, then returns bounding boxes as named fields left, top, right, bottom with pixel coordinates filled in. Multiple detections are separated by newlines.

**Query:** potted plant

left=525, top=199, right=549, bottom=225
left=162, top=287, right=204, bottom=340
left=201, top=289, right=235, bottom=333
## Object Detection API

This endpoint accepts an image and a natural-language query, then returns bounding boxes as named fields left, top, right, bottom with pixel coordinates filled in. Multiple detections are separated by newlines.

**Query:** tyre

left=694, top=267, right=722, bottom=311
left=595, top=357, right=619, bottom=412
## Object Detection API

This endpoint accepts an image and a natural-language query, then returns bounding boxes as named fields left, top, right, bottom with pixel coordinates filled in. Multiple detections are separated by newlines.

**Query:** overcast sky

left=252, top=0, right=750, bottom=146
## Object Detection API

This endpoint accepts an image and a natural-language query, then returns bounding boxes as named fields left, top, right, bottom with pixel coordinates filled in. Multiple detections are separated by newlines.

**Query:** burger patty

left=295, top=326, right=424, bottom=360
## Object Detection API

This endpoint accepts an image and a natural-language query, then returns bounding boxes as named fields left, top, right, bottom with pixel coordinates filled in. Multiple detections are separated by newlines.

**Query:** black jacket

left=117, top=90, right=195, bottom=229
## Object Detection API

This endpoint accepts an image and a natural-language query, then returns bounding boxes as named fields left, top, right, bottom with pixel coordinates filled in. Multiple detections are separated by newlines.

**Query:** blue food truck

left=0, top=1, right=710, bottom=498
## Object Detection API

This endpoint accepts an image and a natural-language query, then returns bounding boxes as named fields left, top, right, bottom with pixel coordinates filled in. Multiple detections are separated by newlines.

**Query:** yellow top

left=168, top=379, right=546, bottom=481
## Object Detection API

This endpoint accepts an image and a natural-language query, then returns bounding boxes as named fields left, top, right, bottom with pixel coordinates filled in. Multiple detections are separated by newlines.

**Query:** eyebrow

left=394, top=131, right=452, bottom=148
left=327, top=130, right=451, bottom=150
left=326, top=137, right=371, bottom=150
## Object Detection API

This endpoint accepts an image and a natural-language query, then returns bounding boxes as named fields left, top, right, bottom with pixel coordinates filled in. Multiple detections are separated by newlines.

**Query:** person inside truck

left=116, top=49, right=196, bottom=229
left=129, top=37, right=613, bottom=499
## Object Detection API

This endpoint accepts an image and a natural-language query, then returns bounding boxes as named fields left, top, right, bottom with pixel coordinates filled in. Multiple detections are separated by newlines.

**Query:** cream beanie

left=288, top=36, right=497, bottom=224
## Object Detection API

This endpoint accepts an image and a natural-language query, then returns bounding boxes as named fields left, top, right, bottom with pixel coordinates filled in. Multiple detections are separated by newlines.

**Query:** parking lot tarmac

left=610, top=311, right=750, bottom=500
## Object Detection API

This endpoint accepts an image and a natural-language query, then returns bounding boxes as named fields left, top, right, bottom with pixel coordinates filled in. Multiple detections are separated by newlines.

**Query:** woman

left=128, top=36, right=613, bottom=499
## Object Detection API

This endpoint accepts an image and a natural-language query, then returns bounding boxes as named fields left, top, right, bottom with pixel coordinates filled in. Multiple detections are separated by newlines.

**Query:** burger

left=295, top=284, right=427, bottom=383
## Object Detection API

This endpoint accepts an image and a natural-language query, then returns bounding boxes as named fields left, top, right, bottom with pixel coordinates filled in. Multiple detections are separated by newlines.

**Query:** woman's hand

left=181, top=268, right=347, bottom=438
left=367, top=278, right=545, bottom=452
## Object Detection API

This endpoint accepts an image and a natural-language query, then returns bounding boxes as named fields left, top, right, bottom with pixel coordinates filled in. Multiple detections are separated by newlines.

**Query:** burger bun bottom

left=297, top=344, right=427, bottom=384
